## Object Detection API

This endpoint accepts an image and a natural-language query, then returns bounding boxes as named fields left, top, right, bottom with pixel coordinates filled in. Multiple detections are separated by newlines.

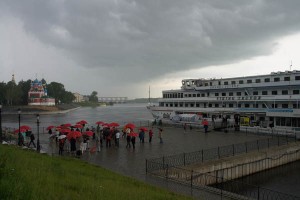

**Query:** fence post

left=218, top=146, right=220, bottom=159
left=166, top=164, right=169, bottom=179
left=202, top=149, right=204, bottom=162
left=183, top=153, right=186, bottom=166
left=146, top=159, right=148, bottom=174
left=191, top=170, right=193, bottom=188
left=232, top=144, right=235, bottom=156
left=268, top=138, right=270, bottom=149
left=257, top=140, right=259, bottom=151
left=245, top=142, right=248, bottom=153
left=277, top=136, right=280, bottom=146
left=257, top=186, right=260, bottom=200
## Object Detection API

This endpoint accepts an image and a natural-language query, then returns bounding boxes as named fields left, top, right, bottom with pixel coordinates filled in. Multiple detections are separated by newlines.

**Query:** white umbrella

left=58, top=135, right=67, bottom=139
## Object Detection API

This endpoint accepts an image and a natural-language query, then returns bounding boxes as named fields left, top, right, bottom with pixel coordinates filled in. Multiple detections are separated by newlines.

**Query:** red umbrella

left=139, top=127, right=148, bottom=132
left=109, top=122, right=120, bottom=127
left=77, top=120, right=88, bottom=125
left=67, top=131, right=82, bottom=140
left=124, top=123, right=135, bottom=130
left=128, top=132, right=138, bottom=137
left=95, top=121, right=105, bottom=125
left=20, top=125, right=31, bottom=131
left=46, top=125, right=55, bottom=130
left=83, top=131, right=94, bottom=137
left=60, top=129, right=71, bottom=134
left=73, top=124, right=83, bottom=129
left=62, top=123, right=72, bottom=128
left=14, top=128, right=26, bottom=134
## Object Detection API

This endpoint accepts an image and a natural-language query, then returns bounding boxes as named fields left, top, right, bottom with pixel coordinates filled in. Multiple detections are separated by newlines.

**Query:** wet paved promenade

left=41, top=126, right=270, bottom=199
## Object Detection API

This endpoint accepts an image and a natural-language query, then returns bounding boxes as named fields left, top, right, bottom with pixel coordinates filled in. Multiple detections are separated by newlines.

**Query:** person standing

left=131, top=135, right=136, bottom=149
left=158, top=128, right=163, bottom=144
left=28, top=132, right=36, bottom=148
left=70, top=137, right=76, bottom=154
left=148, top=128, right=153, bottom=143
left=139, top=130, right=145, bottom=143
left=125, top=128, right=131, bottom=148
left=183, top=123, right=187, bottom=133
left=115, top=129, right=120, bottom=147
left=58, top=138, right=65, bottom=155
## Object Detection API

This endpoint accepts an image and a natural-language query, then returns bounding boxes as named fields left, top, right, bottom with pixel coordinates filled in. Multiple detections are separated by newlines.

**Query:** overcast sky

left=1, top=0, right=300, bottom=99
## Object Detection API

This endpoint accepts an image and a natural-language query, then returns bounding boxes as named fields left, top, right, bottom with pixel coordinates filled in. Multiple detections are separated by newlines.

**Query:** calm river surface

left=2, top=103, right=300, bottom=197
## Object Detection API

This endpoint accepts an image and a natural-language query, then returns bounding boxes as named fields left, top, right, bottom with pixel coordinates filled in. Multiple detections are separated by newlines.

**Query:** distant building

left=73, top=92, right=84, bottom=102
left=83, top=95, right=90, bottom=102
left=28, top=79, right=55, bottom=106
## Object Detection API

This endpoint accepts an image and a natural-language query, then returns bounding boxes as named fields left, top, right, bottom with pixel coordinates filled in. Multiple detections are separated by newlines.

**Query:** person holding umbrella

left=148, top=128, right=153, bottom=143
left=125, top=128, right=131, bottom=148
left=27, top=132, right=36, bottom=148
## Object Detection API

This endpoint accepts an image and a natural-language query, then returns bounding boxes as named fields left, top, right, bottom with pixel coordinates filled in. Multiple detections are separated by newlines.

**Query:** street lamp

left=36, top=114, right=40, bottom=152
left=0, top=104, right=2, bottom=142
left=18, top=108, right=21, bottom=146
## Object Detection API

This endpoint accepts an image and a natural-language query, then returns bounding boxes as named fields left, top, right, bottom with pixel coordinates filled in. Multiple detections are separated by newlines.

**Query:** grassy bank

left=0, top=145, right=191, bottom=200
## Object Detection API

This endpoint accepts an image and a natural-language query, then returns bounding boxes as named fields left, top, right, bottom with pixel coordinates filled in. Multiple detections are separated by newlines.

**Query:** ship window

left=224, top=81, right=228, bottom=85
left=218, top=81, right=221, bottom=85
left=272, top=91, right=278, bottom=95
left=231, top=81, right=236, bottom=84
left=190, top=104, right=194, bottom=107
left=185, top=103, right=188, bottom=107
left=247, top=80, right=252, bottom=83
left=238, top=104, right=241, bottom=108
left=196, top=103, right=199, bottom=107
left=193, top=94, right=196, bottom=97
left=182, top=81, right=185, bottom=85
left=293, top=90, right=300, bottom=94
left=282, top=104, right=289, bottom=108
left=284, top=77, right=290, bottom=81
left=274, top=77, right=280, bottom=82
left=282, top=90, right=288, bottom=95
left=237, top=92, right=241, bottom=96
left=215, top=93, right=219, bottom=96
left=262, top=91, right=268, bottom=95
left=272, top=104, right=278, bottom=108
left=215, top=104, right=219, bottom=107
left=296, top=76, right=300, bottom=80
left=179, top=103, right=183, bottom=107
left=229, top=92, right=233, bottom=96
left=262, top=104, right=266, bottom=108
left=197, top=94, right=200, bottom=97
left=205, top=82, right=209, bottom=86
left=264, top=78, right=270, bottom=82
left=210, top=82, right=212, bottom=86
left=204, top=103, right=207, bottom=108
left=255, top=104, right=259, bottom=108
left=170, top=104, right=173, bottom=107
left=208, top=104, right=212, bottom=107
left=188, top=94, right=192, bottom=97
left=245, top=104, right=250, bottom=108
left=174, top=104, right=178, bottom=107
left=184, top=94, right=187, bottom=97
left=192, top=81, right=195, bottom=85
left=253, top=91, right=258, bottom=95
left=222, top=93, right=226, bottom=96
left=166, top=104, right=168, bottom=107
left=239, top=80, right=244, bottom=84
left=201, top=93, right=205, bottom=97
left=255, top=79, right=261, bottom=83
left=229, top=104, right=233, bottom=108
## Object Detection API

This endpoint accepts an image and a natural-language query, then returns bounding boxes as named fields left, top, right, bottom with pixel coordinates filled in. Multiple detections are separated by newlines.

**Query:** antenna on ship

left=148, top=85, right=151, bottom=105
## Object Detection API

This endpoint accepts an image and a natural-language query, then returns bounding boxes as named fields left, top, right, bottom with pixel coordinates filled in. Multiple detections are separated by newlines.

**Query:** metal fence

left=146, top=135, right=297, bottom=174
left=147, top=149, right=300, bottom=200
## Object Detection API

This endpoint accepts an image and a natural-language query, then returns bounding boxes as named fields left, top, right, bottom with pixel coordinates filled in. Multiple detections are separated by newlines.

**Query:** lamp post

left=0, top=104, right=2, bottom=142
left=36, top=114, right=40, bottom=152
left=18, top=108, right=21, bottom=146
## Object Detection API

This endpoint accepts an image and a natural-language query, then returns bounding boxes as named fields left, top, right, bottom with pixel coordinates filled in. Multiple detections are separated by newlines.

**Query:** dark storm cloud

left=2, top=0, right=300, bottom=82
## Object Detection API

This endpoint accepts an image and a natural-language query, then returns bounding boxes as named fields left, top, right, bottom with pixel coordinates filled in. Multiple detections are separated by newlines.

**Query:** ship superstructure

left=148, top=70, right=300, bottom=130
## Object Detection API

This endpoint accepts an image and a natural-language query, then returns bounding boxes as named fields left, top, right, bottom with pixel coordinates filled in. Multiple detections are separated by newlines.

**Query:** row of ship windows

left=183, top=76, right=300, bottom=86
left=163, top=90, right=300, bottom=98
left=160, top=103, right=300, bottom=109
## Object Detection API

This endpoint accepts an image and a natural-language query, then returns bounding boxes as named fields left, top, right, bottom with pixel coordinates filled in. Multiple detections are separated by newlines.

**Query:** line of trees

left=0, top=79, right=75, bottom=106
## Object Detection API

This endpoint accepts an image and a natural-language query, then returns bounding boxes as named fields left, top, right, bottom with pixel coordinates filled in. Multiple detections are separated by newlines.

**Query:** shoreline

left=1, top=105, right=81, bottom=115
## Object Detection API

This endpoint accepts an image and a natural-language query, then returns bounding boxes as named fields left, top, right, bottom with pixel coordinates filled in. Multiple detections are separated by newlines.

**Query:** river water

left=2, top=103, right=300, bottom=198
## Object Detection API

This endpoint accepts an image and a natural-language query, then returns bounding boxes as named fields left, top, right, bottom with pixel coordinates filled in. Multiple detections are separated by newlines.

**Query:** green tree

left=18, top=79, right=32, bottom=105
left=5, top=80, right=22, bottom=105
left=0, top=82, right=6, bottom=105
left=89, top=91, right=98, bottom=102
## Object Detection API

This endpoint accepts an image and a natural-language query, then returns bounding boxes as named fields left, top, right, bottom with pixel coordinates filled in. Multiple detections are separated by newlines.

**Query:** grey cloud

left=2, top=0, right=300, bottom=82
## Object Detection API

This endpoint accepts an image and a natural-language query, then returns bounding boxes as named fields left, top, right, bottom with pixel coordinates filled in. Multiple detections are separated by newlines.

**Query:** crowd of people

left=50, top=124, right=162, bottom=156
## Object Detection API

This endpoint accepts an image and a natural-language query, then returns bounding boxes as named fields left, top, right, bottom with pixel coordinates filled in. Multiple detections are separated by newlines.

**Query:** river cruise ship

left=148, top=70, right=300, bottom=130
